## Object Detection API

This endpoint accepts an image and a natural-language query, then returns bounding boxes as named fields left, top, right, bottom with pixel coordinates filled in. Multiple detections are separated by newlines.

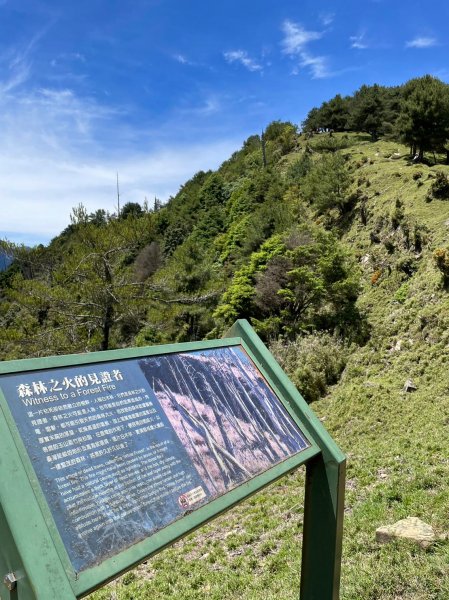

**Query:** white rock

left=403, top=379, right=417, bottom=392
left=376, top=517, right=435, bottom=548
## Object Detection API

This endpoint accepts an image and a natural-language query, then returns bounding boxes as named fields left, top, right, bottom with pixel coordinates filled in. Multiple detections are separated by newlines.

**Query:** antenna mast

left=116, top=172, right=121, bottom=217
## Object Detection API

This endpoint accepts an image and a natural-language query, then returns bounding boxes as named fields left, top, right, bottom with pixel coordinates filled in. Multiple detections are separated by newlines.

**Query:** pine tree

left=0, top=211, right=156, bottom=356
left=397, top=75, right=449, bottom=160
left=350, top=84, right=385, bottom=140
left=301, top=153, right=351, bottom=215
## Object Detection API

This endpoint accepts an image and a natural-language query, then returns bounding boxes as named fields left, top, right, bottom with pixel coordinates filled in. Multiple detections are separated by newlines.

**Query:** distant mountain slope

left=0, top=249, right=12, bottom=271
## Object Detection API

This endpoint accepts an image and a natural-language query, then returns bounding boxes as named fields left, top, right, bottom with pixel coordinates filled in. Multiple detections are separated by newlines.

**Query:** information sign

left=0, top=346, right=309, bottom=572
left=0, top=321, right=345, bottom=600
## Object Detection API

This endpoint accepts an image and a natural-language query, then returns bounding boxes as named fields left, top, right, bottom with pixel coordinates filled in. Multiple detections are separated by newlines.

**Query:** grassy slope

left=89, top=135, right=449, bottom=600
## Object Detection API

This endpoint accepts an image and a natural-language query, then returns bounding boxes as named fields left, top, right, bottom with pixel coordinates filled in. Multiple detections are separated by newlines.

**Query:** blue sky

left=1, top=0, right=448, bottom=245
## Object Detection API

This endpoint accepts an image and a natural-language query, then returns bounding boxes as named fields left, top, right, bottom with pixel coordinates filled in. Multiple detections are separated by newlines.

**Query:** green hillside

left=2, top=76, right=449, bottom=598
left=79, top=133, right=449, bottom=600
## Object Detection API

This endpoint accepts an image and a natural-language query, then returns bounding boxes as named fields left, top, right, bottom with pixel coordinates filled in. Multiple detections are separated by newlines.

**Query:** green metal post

left=0, top=504, right=26, bottom=600
left=300, top=454, right=345, bottom=600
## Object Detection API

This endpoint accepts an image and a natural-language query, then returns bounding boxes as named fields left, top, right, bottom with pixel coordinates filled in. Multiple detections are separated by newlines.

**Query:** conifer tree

left=0, top=209, right=156, bottom=356
left=397, top=75, right=449, bottom=160
left=349, top=84, right=385, bottom=140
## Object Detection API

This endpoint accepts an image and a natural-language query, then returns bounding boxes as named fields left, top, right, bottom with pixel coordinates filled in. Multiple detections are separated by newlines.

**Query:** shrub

left=309, top=135, right=350, bottom=153
left=394, top=282, right=410, bottom=304
left=214, top=224, right=360, bottom=339
left=428, top=171, right=449, bottom=200
left=301, top=152, right=351, bottom=215
left=270, top=332, right=351, bottom=403
left=286, top=153, right=312, bottom=183
left=433, top=248, right=449, bottom=284
left=391, top=198, right=404, bottom=229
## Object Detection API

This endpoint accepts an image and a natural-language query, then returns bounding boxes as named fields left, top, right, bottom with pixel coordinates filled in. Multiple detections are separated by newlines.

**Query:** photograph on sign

left=138, top=346, right=309, bottom=496
left=0, top=345, right=310, bottom=573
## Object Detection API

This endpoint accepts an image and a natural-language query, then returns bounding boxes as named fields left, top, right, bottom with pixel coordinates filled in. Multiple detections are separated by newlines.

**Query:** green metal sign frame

left=0, top=320, right=345, bottom=600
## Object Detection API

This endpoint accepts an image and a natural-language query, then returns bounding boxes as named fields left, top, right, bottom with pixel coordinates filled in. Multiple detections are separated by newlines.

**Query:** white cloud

left=406, top=36, right=437, bottom=48
left=223, top=50, right=263, bottom=72
left=281, top=20, right=322, bottom=55
left=299, top=53, right=329, bottom=79
left=174, top=53, right=189, bottom=64
left=172, top=53, right=199, bottom=67
left=0, top=86, right=239, bottom=244
left=281, top=20, right=332, bottom=78
left=70, top=52, right=85, bottom=62
left=0, top=46, right=31, bottom=94
left=0, top=61, right=30, bottom=94
left=179, top=95, right=222, bottom=116
left=350, top=33, right=368, bottom=49
left=50, top=52, right=86, bottom=67
left=319, top=12, right=335, bottom=27
left=0, top=25, right=54, bottom=94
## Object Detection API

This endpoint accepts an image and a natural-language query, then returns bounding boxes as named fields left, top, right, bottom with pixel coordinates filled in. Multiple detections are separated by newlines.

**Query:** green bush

left=394, top=282, right=410, bottom=304
left=433, top=247, right=449, bottom=284
left=309, top=135, right=350, bottom=153
left=270, top=332, right=351, bottom=403
left=428, top=171, right=449, bottom=200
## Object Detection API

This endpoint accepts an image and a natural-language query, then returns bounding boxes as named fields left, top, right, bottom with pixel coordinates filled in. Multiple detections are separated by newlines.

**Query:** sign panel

left=0, top=345, right=310, bottom=573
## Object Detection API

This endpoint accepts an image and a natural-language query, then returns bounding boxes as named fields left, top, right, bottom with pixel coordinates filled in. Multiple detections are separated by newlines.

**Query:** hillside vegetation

left=2, top=75, right=449, bottom=598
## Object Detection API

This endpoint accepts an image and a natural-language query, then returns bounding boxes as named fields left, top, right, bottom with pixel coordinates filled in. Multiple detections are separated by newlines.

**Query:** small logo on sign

left=178, top=486, right=206, bottom=509
left=178, top=494, right=189, bottom=509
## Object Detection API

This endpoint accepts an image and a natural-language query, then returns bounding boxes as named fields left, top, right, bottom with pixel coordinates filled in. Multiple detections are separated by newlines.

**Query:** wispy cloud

left=0, top=84, right=239, bottom=244
left=281, top=20, right=331, bottom=79
left=174, top=53, right=188, bottom=64
left=223, top=50, right=263, bottom=72
left=181, top=95, right=223, bottom=115
left=0, top=25, right=53, bottom=94
left=299, top=53, right=329, bottom=78
left=0, top=45, right=32, bottom=94
left=281, top=20, right=323, bottom=55
left=406, top=36, right=437, bottom=49
left=173, top=53, right=197, bottom=66
left=51, top=52, right=86, bottom=67
left=0, top=60, right=30, bottom=94
left=350, top=32, right=369, bottom=49
left=319, top=12, right=335, bottom=27
left=70, top=52, right=85, bottom=62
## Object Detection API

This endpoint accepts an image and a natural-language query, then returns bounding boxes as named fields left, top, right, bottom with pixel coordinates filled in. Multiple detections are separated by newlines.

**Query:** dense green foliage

left=1, top=117, right=363, bottom=371
left=302, top=75, right=449, bottom=161
left=2, top=74, right=449, bottom=380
